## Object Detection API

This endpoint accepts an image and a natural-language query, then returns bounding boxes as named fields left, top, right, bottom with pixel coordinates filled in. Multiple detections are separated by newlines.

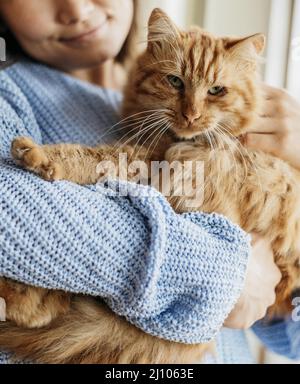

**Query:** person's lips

left=59, top=20, right=107, bottom=46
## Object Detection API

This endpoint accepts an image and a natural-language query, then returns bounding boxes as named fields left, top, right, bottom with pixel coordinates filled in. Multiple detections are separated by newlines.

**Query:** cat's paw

left=11, top=137, right=62, bottom=181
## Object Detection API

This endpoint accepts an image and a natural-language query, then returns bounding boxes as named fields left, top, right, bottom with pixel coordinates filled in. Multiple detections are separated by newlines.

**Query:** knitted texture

left=204, top=329, right=254, bottom=364
left=0, top=59, right=269, bottom=364
left=253, top=318, right=300, bottom=361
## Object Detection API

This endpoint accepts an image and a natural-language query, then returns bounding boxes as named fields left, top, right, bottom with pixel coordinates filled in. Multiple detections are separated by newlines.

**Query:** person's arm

left=253, top=316, right=300, bottom=360
left=244, top=84, right=300, bottom=359
left=0, top=160, right=251, bottom=344
left=0, top=76, right=251, bottom=344
left=224, top=235, right=281, bottom=330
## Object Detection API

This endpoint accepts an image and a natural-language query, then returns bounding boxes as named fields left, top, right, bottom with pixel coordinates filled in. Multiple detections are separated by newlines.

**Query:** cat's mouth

left=170, top=121, right=216, bottom=142
left=169, top=119, right=244, bottom=145
left=169, top=115, right=221, bottom=140
left=171, top=128, right=210, bottom=143
left=165, top=113, right=241, bottom=144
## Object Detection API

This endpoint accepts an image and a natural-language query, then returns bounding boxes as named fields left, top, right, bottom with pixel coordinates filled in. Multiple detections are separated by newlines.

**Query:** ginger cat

left=1, top=8, right=300, bottom=364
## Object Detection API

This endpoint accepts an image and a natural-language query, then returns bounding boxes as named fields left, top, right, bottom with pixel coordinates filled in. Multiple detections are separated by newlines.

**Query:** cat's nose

left=182, top=111, right=201, bottom=125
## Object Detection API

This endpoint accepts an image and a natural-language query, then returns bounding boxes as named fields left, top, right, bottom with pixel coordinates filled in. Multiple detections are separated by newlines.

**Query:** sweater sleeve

left=0, top=77, right=251, bottom=344
left=253, top=307, right=300, bottom=361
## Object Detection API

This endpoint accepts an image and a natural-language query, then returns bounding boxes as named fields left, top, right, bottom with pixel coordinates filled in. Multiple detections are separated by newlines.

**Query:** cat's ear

left=147, top=8, right=181, bottom=49
left=224, top=33, right=266, bottom=57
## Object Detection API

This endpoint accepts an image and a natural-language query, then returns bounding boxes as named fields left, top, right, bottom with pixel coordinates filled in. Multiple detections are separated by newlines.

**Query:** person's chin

left=62, top=53, right=114, bottom=71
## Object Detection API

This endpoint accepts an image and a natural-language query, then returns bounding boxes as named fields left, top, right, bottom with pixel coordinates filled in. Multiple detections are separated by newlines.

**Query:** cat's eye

left=167, top=75, right=184, bottom=90
left=208, top=86, right=226, bottom=96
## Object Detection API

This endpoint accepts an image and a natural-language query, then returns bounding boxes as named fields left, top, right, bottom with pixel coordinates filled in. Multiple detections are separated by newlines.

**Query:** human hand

left=224, top=235, right=281, bottom=329
left=243, top=84, right=300, bottom=170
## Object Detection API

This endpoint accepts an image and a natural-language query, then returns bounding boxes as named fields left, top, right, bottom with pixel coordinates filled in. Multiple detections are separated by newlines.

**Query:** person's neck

left=69, top=60, right=126, bottom=91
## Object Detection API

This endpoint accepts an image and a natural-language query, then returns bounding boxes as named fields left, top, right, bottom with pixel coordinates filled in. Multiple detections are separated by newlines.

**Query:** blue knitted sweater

left=0, top=60, right=298, bottom=364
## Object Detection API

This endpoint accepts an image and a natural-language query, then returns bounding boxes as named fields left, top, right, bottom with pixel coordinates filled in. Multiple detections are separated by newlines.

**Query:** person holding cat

left=0, top=0, right=298, bottom=363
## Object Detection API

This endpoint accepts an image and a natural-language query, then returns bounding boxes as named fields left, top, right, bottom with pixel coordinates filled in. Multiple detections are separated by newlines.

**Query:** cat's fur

left=1, top=8, right=300, bottom=364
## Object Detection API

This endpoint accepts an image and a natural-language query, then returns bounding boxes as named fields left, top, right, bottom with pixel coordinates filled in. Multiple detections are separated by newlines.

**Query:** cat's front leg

left=11, top=137, right=151, bottom=185
left=11, top=137, right=114, bottom=185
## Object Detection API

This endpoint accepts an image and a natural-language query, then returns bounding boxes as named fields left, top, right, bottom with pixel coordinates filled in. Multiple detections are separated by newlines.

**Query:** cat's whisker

left=115, top=116, right=168, bottom=146
left=217, top=120, right=263, bottom=191
left=112, top=123, right=157, bottom=154
left=210, top=130, right=228, bottom=198
left=216, top=123, right=249, bottom=179
left=237, top=142, right=264, bottom=192
left=133, top=118, right=169, bottom=160
left=216, top=123, right=263, bottom=193
left=106, top=115, right=164, bottom=140
left=112, top=109, right=168, bottom=128
left=208, top=131, right=220, bottom=151
left=117, top=117, right=169, bottom=159
left=134, top=117, right=167, bottom=158
left=151, top=123, right=172, bottom=157
left=96, top=118, right=148, bottom=144
left=217, top=131, right=241, bottom=182
left=95, top=110, right=170, bottom=143
left=144, top=121, right=171, bottom=161
left=110, top=124, right=158, bottom=154
left=140, top=124, right=166, bottom=161
left=112, top=114, right=167, bottom=151
left=204, top=132, right=218, bottom=196
left=214, top=126, right=240, bottom=186
left=208, top=130, right=233, bottom=200
left=110, top=123, right=152, bottom=149
left=206, top=131, right=215, bottom=152
left=207, top=130, right=224, bottom=192
left=202, top=131, right=218, bottom=200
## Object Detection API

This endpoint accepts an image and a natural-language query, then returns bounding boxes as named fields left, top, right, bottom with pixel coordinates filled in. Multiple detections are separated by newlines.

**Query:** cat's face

left=126, top=8, right=265, bottom=141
